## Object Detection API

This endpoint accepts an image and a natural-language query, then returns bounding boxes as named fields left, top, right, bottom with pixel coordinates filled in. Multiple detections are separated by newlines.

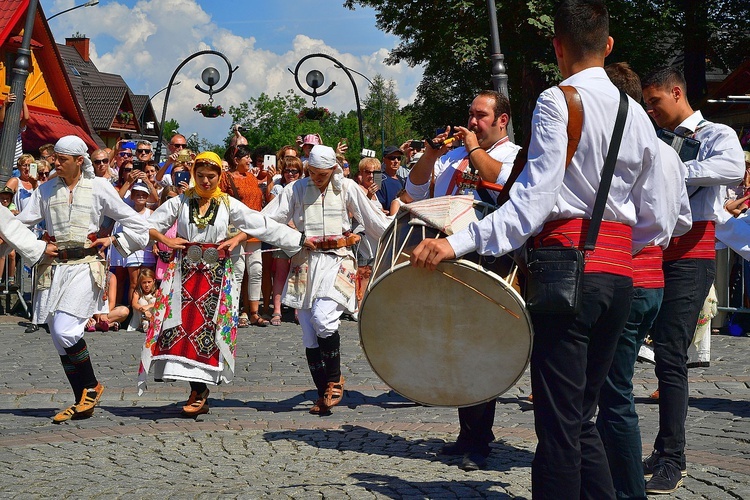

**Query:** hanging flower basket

left=194, top=103, right=226, bottom=118
left=116, top=110, right=134, bottom=122
left=298, top=107, right=330, bottom=121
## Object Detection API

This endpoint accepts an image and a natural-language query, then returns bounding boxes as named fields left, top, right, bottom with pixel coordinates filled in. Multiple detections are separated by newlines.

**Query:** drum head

left=359, top=260, right=532, bottom=407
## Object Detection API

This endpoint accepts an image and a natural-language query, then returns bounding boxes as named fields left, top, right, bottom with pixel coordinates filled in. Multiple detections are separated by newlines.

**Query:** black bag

left=526, top=245, right=584, bottom=314
left=524, top=90, right=629, bottom=315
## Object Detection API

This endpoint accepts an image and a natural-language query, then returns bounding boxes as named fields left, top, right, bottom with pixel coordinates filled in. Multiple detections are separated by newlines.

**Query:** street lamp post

left=154, top=50, right=237, bottom=164
left=337, top=65, right=385, bottom=158
left=0, top=0, right=39, bottom=186
left=46, top=0, right=99, bottom=21
left=486, top=0, right=514, bottom=143
left=140, top=81, right=181, bottom=137
left=289, top=54, right=366, bottom=152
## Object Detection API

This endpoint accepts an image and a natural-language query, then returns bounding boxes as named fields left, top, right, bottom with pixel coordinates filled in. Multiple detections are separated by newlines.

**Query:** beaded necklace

left=189, top=197, right=219, bottom=229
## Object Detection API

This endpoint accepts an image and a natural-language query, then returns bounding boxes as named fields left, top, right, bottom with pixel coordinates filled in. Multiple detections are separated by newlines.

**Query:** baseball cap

left=0, top=186, right=14, bottom=196
left=302, top=134, right=322, bottom=146
left=383, top=145, right=403, bottom=157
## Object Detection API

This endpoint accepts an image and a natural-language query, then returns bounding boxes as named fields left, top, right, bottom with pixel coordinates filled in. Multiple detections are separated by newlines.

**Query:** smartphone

left=28, top=162, right=38, bottom=179
left=410, top=140, right=424, bottom=150
left=174, top=171, right=191, bottom=186
left=373, top=171, right=383, bottom=188
left=340, top=137, right=348, bottom=147
left=132, top=160, right=145, bottom=171
left=361, top=148, right=376, bottom=158
left=263, top=155, right=276, bottom=171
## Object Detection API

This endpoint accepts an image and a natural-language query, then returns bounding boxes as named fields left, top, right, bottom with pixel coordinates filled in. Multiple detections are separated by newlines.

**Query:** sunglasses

left=93, top=159, right=109, bottom=165
left=37, top=172, right=49, bottom=178
left=171, top=143, right=187, bottom=149
left=361, top=170, right=378, bottom=174
left=136, top=149, right=152, bottom=154
left=121, top=168, right=133, bottom=173
left=385, top=156, right=401, bottom=161
left=283, top=169, right=301, bottom=175
left=119, top=152, right=133, bottom=157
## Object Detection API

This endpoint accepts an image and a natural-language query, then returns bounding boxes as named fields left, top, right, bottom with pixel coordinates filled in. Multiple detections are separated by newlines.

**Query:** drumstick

left=400, top=252, right=521, bottom=319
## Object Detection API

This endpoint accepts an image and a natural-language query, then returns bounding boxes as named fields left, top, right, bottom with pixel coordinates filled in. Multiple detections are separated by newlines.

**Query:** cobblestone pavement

left=0, top=311, right=748, bottom=499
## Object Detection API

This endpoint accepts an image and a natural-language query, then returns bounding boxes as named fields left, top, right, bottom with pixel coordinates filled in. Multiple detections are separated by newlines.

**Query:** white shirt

left=655, top=142, right=692, bottom=246
left=676, top=110, right=744, bottom=224
left=406, top=139, right=521, bottom=202
left=448, top=67, right=669, bottom=258
left=0, top=205, right=45, bottom=263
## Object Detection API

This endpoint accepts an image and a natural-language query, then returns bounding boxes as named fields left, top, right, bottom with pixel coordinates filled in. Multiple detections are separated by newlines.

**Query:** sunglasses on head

left=119, top=152, right=133, bottom=157
left=93, top=158, right=109, bottom=165
left=136, top=148, right=152, bottom=154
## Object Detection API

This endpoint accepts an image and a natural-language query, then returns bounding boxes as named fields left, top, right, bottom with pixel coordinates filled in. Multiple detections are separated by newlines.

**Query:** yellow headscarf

left=188, top=151, right=227, bottom=202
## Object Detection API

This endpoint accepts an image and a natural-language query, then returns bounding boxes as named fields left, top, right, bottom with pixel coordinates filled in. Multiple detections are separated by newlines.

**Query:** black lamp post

left=289, top=53, right=366, bottom=152
left=46, top=0, right=99, bottom=21
left=0, top=0, right=38, bottom=185
left=336, top=65, right=385, bottom=158
left=486, top=0, right=514, bottom=142
left=154, top=50, right=237, bottom=164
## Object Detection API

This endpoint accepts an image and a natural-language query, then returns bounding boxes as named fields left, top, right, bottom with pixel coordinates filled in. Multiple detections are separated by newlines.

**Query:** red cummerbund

left=663, top=221, right=715, bottom=262
left=533, top=218, right=633, bottom=278
left=633, top=244, right=664, bottom=289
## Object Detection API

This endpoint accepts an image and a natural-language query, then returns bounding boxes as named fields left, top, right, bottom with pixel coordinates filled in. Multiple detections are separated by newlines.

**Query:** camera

left=132, top=159, right=146, bottom=171
left=410, top=140, right=424, bottom=151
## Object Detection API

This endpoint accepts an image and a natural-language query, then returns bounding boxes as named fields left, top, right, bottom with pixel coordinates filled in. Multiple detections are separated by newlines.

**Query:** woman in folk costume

left=15, top=135, right=152, bottom=423
left=138, top=152, right=305, bottom=417
left=266, top=145, right=390, bottom=414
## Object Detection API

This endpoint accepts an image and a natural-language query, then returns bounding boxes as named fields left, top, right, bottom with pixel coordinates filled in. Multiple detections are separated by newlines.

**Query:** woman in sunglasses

left=138, top=151, right=307, bottom=417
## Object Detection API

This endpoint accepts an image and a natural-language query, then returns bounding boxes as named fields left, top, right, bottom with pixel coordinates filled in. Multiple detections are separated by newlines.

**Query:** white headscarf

left=54, top=135, right=94, bottom=179
left=308, top=145, right=344, bottom=191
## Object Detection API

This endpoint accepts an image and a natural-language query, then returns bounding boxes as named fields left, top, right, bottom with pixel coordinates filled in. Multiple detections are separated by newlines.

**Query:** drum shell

left=359, top=211, right=533, bottom=407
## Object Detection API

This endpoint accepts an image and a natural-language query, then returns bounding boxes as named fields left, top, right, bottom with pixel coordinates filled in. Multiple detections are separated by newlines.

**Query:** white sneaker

left=351, top=311, right=359, bottom=322
left=637, top=345, right=655, bottom=364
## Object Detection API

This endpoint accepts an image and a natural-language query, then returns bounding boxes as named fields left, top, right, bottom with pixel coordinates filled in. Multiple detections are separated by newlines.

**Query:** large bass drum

left=359, top=197, right=532, bottom=407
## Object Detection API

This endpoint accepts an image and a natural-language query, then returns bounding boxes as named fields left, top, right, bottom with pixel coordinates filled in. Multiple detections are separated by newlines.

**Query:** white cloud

left=47, top=0, right=423, bottom=146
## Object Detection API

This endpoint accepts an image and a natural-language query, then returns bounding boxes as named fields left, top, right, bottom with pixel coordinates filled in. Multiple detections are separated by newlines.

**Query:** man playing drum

left=411, top=1, right=671, bottom=497
left=406, top=90, right=520, bottom=471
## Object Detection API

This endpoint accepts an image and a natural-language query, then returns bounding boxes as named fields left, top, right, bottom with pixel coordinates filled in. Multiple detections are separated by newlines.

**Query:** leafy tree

left=344, top=0, right=747, bottom=140
left=161, top=118, right=180, bottom=143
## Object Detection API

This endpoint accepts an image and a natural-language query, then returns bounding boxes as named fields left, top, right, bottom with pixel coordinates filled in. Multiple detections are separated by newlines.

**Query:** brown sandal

left=182, top=388, right=210, bottom=416
left=309, top=397, right=330, bottom=415
left=323, top=375, right=345, bottom=408
left=249, top=313, right=269, bottom=328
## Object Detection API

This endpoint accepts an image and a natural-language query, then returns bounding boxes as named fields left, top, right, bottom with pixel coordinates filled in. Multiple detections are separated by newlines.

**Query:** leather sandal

left=270, top=313, right=282, bottom=326
left=75, top=383, right=105, bottom=413
left=182, top=388, right=210, bottom=417
left=249, top=313, right=269, bottom=328
left=52, top=405, right=77, bottom=423
left=238, top=312, right=249, bottom=328
left=309, top=397, right=330, bottom=415
left=323, top=375, right=345, bottom=408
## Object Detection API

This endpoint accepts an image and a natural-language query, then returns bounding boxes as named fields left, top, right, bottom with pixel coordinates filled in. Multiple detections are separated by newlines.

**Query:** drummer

left=406, top=90, right=520, bottom=471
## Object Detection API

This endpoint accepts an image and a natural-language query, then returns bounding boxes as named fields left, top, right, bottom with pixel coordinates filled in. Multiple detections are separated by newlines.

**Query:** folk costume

left=447, top=68, right=670, bottom=498
left=16, top=136, right=151, bottom=423
left=646, top=111, right=744, bottom=484
left=0, top=205, right=46, bottom=264
left=138, top=152, right=303, bottom=416
left=265, top=145, right=389, bottom=414
left=406, top=132, right=520, bottom=465
left=596, top=141, right=692, bottom=499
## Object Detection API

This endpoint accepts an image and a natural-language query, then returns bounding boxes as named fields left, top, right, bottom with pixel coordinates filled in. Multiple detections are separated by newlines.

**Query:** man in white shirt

left=411, top=1, right=668, bottom=497
left=407, top=89, right=519, bottom=471
left=640, top=66, right=744, bottom=494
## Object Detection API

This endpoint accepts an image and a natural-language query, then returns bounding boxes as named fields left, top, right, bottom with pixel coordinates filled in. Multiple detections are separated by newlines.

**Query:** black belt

left=56, top=247, right=100, bottom=262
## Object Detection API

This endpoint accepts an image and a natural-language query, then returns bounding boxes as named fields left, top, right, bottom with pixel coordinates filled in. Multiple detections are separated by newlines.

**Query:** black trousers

left=530, top=273, right=633, bottom=500
left=651, top=258, right=715, bottom=469
left=455, top=399, right=496, bottom=456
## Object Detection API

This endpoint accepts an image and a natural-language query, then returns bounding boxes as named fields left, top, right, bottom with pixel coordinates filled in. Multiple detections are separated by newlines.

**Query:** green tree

left=362, top=74, right=416, bottom=153
left=161, top=118, right=180, bottom=143
left=344, top=0, right=746, bottom=140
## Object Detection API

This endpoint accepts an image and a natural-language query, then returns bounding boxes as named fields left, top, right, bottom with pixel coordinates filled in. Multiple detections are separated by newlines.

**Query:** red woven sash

left=663, top=221, right=715, bottom=262
left=633, top=244, right=663, bottom=288
left=533, top=218, right=633, bottom=278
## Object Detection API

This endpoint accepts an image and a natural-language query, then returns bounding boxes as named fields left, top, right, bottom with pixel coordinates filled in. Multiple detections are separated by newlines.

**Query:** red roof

left=23, top=109, right=100, bottom=152
left=0, top=0, right=26, bottom=46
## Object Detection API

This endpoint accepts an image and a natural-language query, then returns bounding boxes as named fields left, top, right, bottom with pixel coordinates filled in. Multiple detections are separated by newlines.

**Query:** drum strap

left=496, top=85, right=584, bottom=207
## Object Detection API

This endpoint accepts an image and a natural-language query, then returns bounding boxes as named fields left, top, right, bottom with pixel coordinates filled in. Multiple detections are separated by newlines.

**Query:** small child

left=129, top=268, right=157, bottom=332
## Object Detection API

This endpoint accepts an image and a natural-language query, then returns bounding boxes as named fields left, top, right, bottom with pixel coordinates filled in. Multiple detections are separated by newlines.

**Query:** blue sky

left=45, top=0, right=423, bottom=144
